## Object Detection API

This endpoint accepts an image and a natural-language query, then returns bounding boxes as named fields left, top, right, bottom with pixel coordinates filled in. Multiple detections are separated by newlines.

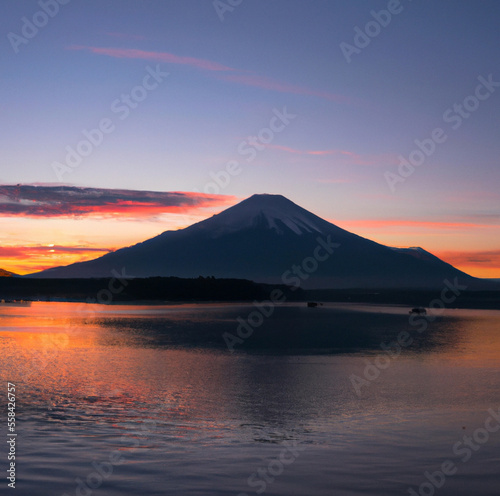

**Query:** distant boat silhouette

left=307, top=301, right=319, bottom=308
left=409, top=307, right=426, bottom=315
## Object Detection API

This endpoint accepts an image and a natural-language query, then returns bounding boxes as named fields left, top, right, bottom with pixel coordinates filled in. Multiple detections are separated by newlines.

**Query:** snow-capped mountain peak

left=191, top=194, right=325, bottom=236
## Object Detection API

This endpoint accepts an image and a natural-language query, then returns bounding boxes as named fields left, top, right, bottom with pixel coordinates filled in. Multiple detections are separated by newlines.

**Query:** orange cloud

left=433, top=250, right=500, bottom=279
left=0, top=185, right=235, bottom=219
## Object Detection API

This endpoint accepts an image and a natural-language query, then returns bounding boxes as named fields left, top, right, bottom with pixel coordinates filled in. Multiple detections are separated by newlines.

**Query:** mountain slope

left=0, top=268, right=18, bottom=277
left=29, top=194, right=484, bottom=289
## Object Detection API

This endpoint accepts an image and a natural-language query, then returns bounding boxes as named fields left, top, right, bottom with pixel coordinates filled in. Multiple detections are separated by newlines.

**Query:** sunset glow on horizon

left=1, top=186, right=499, bottom=278
left=1, top=1, right=499, bottom=280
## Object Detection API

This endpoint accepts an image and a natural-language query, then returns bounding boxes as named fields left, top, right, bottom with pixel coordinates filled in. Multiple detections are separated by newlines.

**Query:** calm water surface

left=1, top=302, right=500, bottom=495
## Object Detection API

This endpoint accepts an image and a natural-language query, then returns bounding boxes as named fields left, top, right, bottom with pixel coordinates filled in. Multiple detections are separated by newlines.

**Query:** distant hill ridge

left=0, top=269, right=17, bottom=277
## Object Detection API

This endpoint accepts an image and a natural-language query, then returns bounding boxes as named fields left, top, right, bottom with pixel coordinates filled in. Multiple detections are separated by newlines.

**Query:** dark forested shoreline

left=0, top=276, right=499, bottom=309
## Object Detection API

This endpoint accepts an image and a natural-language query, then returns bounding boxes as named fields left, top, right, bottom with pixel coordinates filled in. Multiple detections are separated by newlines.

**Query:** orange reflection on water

left=1, top=301, right=500, bottom=435
left=0, top=302, right=237, bottom=436
left=432, top=311, right=500, bottom=368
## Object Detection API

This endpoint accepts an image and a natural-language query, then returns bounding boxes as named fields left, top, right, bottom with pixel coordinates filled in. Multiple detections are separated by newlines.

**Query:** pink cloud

left=262, top=144, right=355, bottom=157
left=68, top=46, right=235, bottom=72
left=332, top=219, right=490, bottom=230
left=443, top=191, right=500, bottom=203
left=309, top=150, right=345, bottom=156
left=318, top=178, right=353, bottom=184
left=67, top=46, right=350, bottom=103
left=260, top=144, right=394, bottom=166
left=218, top=73, right=349, bottom=103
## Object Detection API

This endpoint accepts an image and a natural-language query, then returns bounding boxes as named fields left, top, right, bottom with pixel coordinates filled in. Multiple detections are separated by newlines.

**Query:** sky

left=0, top=0, right=499, bottom=277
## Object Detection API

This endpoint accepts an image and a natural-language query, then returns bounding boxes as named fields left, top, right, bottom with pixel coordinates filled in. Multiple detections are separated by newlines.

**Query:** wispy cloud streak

left=218, top=73, right=349, bottom=103
left=68, top=46, right=348, bottom=102
left=336, top=219, right=490, bottom=230
left=69, top=46, right=235, bottom=72
left=434, top=250, right=500, bottom=266
left=261, top=144, right=394, bottom=166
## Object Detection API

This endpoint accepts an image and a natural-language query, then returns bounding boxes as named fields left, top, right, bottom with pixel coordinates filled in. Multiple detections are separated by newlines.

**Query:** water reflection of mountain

left=92, top=304, right=464, bottom=356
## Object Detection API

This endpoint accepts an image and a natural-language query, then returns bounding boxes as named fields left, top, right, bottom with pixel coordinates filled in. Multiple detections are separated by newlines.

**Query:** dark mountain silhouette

left=29, top=194, right=491, bottom=289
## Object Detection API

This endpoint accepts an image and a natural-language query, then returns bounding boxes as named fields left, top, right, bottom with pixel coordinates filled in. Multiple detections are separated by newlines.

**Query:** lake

left=1, top=301, right=500, bottom=495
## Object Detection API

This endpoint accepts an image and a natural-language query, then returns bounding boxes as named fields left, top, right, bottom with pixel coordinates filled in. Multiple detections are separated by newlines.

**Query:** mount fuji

left=29, top=194, right=483, bottom=289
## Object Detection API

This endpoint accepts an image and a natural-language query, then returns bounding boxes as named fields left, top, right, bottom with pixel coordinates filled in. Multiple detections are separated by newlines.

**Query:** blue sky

left=1, top=0, right=500, bottom=276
